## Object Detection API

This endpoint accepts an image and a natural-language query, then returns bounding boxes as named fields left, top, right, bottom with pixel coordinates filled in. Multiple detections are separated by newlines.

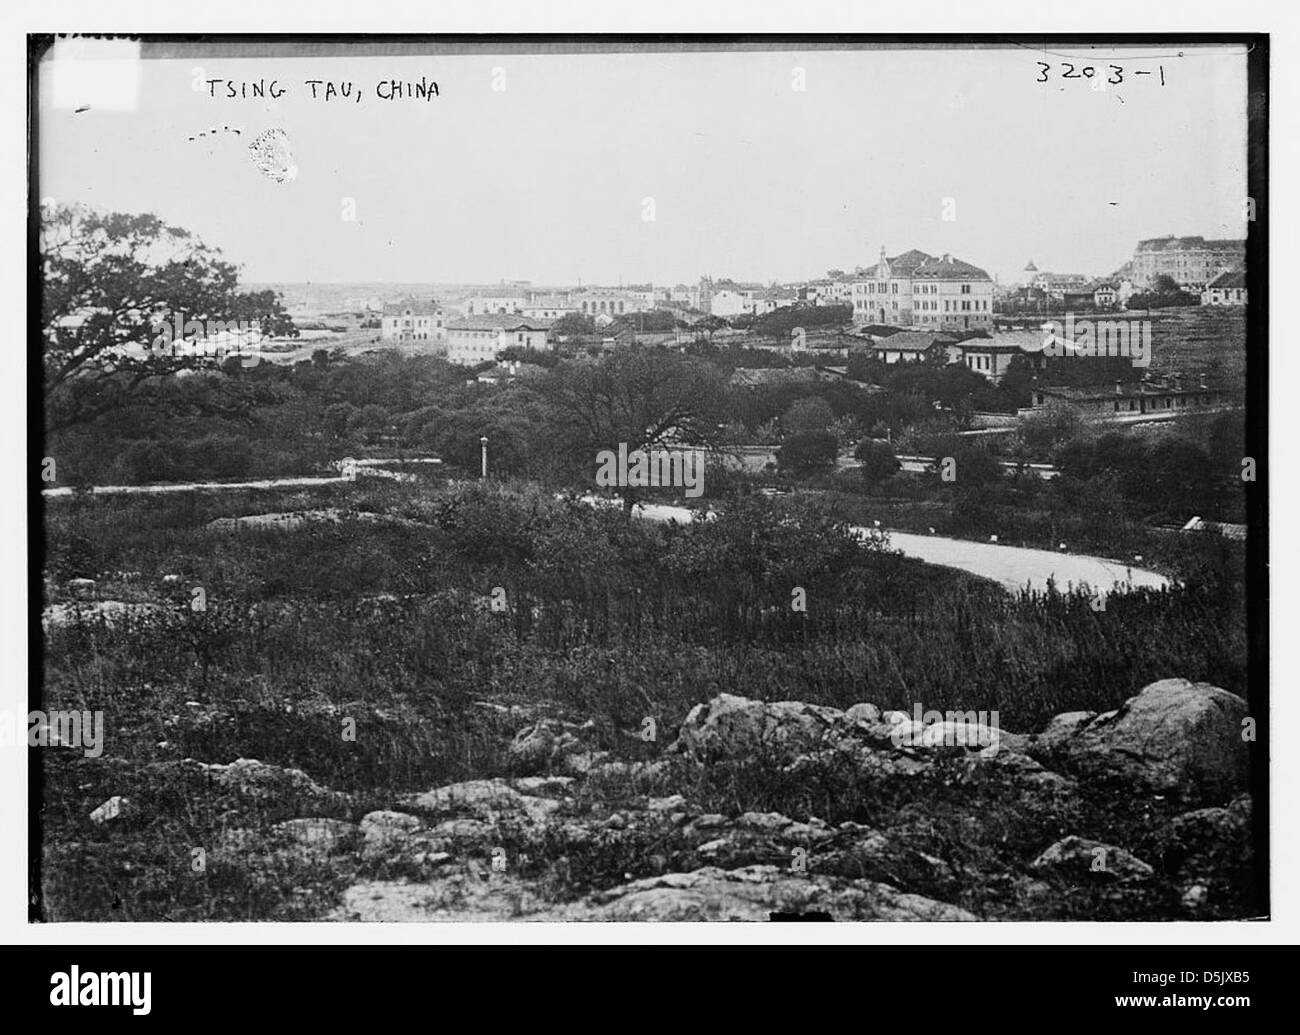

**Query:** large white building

left=381, top=299, right=445, bottom=343
left=571, top=288, right=651, bottom=319
left=465, top=292, right=528, bottom=315
left=445, top=314, right=552, bottom=366
left=1131, top=235, right=1245, bottom=291
left=850, top=248, right=994, bottom=331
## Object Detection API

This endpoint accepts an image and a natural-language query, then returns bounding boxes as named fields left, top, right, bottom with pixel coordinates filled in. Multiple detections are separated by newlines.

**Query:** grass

left=36, top=478, right=1253, bottom=921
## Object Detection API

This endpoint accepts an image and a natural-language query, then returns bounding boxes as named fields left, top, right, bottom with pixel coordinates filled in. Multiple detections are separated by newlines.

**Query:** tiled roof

left=1182, top=517, right=1247, bottom=540
left=859, top=250, right=990, bottom=282
left=911, top=254, right=992, bottom=281
left=1136, top=235, right=1245, bottom=253
left=1205, top=269, right=1246, bottom=290
left=448, top=315, right=553, bottom=332
left=381, top=299, right=440, bottom=316
left=870, top=331, right=956, bottom=352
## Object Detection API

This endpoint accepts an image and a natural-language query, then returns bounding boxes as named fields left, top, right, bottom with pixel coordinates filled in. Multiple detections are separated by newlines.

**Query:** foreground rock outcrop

left=52, top=678, right=1254, bottom=921
left=1029, top=678, right=1251, bottom=801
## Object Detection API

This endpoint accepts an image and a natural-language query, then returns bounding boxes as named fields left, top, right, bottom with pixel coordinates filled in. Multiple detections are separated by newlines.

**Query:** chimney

left=1114, top=381, right=1123, bottom=395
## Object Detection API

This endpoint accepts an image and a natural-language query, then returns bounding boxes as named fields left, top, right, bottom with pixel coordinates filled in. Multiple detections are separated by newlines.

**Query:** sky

left=37, top=39, right=1251, bottom=287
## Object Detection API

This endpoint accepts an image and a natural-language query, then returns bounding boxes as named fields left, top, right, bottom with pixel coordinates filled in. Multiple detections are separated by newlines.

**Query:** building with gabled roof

left=850, top=248, right=993, bottom=332
left=1131, top=235, right=1245, bottom=291
left=1201, top=269, right=1246, bottom=307
left=381, top=298, right=445, bottom=344
left=445, top=314, right=553, bottom=366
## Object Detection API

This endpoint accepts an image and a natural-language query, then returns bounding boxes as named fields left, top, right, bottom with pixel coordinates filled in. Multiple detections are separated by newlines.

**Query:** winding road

left=626, top=501, right=1170, bottom=596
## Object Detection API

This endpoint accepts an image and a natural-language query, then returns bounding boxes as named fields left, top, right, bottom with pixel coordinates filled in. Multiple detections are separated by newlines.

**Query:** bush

left=853, top=438, right=900, bottom=486
left=777, top=430, right=838, bottom=473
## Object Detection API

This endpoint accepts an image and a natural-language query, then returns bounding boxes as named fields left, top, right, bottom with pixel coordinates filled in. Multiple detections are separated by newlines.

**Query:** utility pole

left=480, top=436, right=489, bottom=479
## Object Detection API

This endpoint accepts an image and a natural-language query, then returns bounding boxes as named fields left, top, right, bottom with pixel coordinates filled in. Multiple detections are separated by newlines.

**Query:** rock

left=672, top=694, right=846, bottom=763
left=561, top=750, right=609, bottom=776
left=816, top=826, right=957, bottom=895
left=1031, top=836, right=1154, bottom=883
left=1181, top=883, right=1210, bottom=910
left=647, top=795, right=687, bottom=812
left=507, top=720, right=581, bottom=775
left=1033, top=711, right=1096, bottom=754
left=738, top=811, right=794, bottom=832
left=270, top=818, right=359, bottom=857
left=512, top=776, right=576, bottom=795
left=587, top=865, right=977, bottom=921
left=1031, top=680, right=1250, bottom=800
left=88, top=795, right=129, bottom=824
left=1154, top=793, right=1253, bottom=881
left=956, top=750, right=1077, bottom=793
left=845, top=702, right=882, bottom=724
left=197, top=758, right=350, bottom=813
left=397, top=778, right=562, bottom=825
left=42, top=600, right=164, bottom=631
left=780, top=742, right=931, bottom=782
left=359, top=810, right=424, bottom=851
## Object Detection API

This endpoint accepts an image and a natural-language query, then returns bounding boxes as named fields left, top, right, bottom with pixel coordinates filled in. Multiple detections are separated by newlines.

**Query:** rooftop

left=381, top=298, right=440, bottom=316
left=1136, top=235, right=1245, bottom=253
left=448, top=314, right=553, bottom=332
left=1206, top=269, right=1247, bottom=290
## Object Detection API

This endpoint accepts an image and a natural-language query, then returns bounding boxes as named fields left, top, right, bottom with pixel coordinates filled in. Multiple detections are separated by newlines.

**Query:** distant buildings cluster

left=367, top=231, right=1246, bottom=368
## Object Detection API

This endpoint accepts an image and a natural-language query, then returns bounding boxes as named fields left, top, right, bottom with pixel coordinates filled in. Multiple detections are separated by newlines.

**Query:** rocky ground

left=44, top=677, right=1258, bottom=922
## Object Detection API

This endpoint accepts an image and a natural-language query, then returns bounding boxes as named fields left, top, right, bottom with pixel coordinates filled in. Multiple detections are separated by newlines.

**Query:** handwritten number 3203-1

left=1037, top=62, right=1126, bottom=85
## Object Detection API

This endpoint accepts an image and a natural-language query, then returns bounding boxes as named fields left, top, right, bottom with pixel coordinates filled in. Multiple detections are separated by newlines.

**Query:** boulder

left=270, top=818, right=360, bottom=857
left=1031, top=836, right=1154, bottom=883
left=845, top=702, right=882, bottom=725
left=587, top=865, right=977, bottom=921
left=88, top=795, right=130, bottom=824
left=1030, top=680, right=1250, bottom=800
left=507, top=720, right=581, bottom=775
left=672, top=694, right=847, bottom=763
left=397, top=778, right=563, bottom=825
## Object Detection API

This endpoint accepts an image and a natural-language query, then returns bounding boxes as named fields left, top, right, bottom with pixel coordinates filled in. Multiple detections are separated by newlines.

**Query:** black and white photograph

left=17, top=15, right=1279, bottom=964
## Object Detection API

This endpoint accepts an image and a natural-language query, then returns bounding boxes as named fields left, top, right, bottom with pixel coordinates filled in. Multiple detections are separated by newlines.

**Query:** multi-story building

left=852, top=248, right=994, bottom=331
left=521, top=296, right=579, bottom=321
left=1131, top=235, right=1245, bottom=291
left=571, top=288, right=651, bottom=319
left=465, top=292, right=528, bottom=316
left=1201, top=269, right=1247, bottom=307
left=445, top=315, right=552, bottom=366
left=381, top=299, right=445, bottom=343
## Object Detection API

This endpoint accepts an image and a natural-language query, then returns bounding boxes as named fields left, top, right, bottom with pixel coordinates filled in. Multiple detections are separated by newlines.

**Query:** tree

left=854, top=438, right=900, bottom=486
left=782, top=396, right=835, bottom=434
left=777, top=430, right=838, bottom=473
left=540, top=348, right=729, bottom=509
left=41, top=203, right=296, bottom=430
left=552, top=312, right=596, bottom=337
